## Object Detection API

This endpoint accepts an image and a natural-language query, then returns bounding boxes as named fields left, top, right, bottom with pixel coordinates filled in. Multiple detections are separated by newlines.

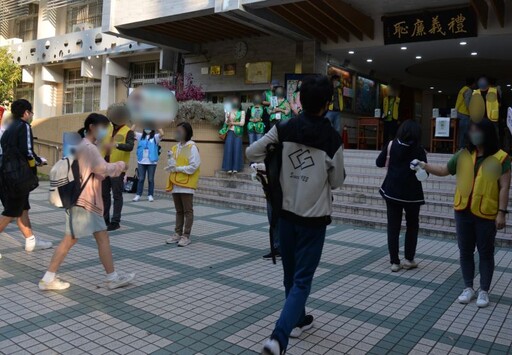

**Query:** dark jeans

left=383, top=120, right=399, bottom=144
left=173, top=193, right=194, bottom=237
left=457, top=114, right=470, bottom=149
left=248, top=132, right=263, bottom=146
left=271, top=217, right=326, bottom=350
left=386, top=200, right=420, bottom=265
left=222, top=131, right=243, bottom=172
left=136, top=163, right=157, bottom=196
left=102, top=173, right=125, bottom=225
left=455, top=210, right=496, bottom=292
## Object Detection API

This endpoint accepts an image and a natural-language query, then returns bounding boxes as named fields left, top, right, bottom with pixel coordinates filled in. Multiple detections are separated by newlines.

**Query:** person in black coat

left=376, top=119, right=427, bottom=272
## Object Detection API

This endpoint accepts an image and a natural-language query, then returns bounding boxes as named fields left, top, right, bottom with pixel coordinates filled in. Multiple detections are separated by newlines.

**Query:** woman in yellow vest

left=165, top=122, right=200, bottom=247
left=415, top=119, right=510, bottom=308
left=455, top=78, right=476, bottom=149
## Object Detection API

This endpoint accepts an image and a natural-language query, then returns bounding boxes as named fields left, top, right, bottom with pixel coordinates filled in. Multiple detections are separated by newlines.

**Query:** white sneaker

left=178, top=236, right=191, bottom=247
left=166, top=234, right=182, bottom=244
left=402, top=259, right=418, bottom=270
left=261, top=339, right=281, bottom=355
left=132, top=195, right=141, bottom=202
left=457, top=288, right=476, bottom=304
left=25, top=237, right=52, bottom=252
left=107, top=272, right=135, bottom=290
left=39, top=278, right=70, bottom=291
left=290, top=315, right=314, bottom=338
left=476, top=291, right=490, bottom=308
left=391, top=263, right=401, bottom=272
left=148, top=195, right=154, bottom=202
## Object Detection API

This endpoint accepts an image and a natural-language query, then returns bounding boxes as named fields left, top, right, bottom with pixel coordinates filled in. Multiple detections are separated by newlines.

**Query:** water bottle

left=415, top=168, right=428, bottom=182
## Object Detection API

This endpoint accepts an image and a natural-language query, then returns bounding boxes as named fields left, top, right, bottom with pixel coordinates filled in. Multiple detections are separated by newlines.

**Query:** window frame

left=63, top=69, right=101, bottom=114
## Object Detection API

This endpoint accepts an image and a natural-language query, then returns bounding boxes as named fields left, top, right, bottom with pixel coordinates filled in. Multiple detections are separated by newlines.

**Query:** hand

left=496, top=212, right=506, bottom=230
left=410, top=159, right=426, bottom=171
left=119, top=162, right=128, bottom=171
left=40, top=157, right=48, bottom=165
left=123, top=174, right=128, bottom=183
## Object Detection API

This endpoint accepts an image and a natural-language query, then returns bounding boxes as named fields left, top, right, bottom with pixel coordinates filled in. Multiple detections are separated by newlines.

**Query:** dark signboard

left=383, top=7, right=477, bottom=45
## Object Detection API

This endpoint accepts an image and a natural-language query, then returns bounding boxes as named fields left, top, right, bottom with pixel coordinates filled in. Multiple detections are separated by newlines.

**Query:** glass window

left=14, top=4, right=39, bottom=41
left=131, top=61, right=172, bottom=87
left=63, top=69, right=101, bottom=114
left=66, top=0, right=103, bottom=33
left=14, top=84, right=34, bottom=102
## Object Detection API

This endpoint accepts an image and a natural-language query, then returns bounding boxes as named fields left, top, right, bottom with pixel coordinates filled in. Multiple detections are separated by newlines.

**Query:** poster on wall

left=355, top=76, right=377, bottom=115
left=245, top=61, right=272, bottom=84
left=210, top=65, right=221, bottom=75
left=327, top=66, right=354, bottom=112
left=223, top=63, right=236, bottom=76
left=435, top=117, right=450, bottom=137
left=284, top=73, right=318, bottom=102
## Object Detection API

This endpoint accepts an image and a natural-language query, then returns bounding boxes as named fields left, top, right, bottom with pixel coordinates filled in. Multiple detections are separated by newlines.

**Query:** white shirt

left=172, top=141, right=201, bottom=195
left=135, top=132, right=161, bottom=165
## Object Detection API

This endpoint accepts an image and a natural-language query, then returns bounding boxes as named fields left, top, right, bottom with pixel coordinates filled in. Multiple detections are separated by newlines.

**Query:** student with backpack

left=247, top=76, right=345, bottom=355
left=132, top=126, right=164, bottom=202
left=39, top=113, right=135, bottom=291
left=0, top=100, right=52, bottom=254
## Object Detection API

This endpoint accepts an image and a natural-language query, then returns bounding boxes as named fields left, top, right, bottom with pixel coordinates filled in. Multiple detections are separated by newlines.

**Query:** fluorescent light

left=348, top=50, right=355, bottom=54
left=471, top=52, right=478, bottom=56
left=415, top=56, right=422, bottom=59
left=366, top=59, right=373, bottom=62
left=460, top=41, right=467, bottom=45
left=401, top=46, right=407, bottom=50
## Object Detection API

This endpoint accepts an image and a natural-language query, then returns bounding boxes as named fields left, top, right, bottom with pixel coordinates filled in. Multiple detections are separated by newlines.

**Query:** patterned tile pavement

left=0, top=185, right=511, bottom=354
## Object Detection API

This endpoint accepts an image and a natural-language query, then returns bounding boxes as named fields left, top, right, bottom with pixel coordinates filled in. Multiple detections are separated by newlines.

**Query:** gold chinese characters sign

left=383, top=7, right=477, bottom=45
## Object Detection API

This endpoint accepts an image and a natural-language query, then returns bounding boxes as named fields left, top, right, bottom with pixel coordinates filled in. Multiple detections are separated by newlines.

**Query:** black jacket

left=1, top=118, right=40, bottom=172
left=376, top=139, right=427, bottom=205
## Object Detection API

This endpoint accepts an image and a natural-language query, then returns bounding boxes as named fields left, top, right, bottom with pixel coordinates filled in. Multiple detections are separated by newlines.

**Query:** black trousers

left=386, top=200, right=421, bottom=265
left=102, top=173, right=125, bottom=225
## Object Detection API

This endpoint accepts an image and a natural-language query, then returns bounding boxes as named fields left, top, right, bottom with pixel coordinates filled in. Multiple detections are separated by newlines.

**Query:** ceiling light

left=401, top=46, right=407, bottom=50
left=87, top=56, right=91, bottom=59
left=430, top=86, right=435, bottom=89
left=507, top=84, right=511, bottom=87
left=460, top=41, right=467, bottom=45
left=415, top=56, right=422, bottom=59
left=366, top=59, right=373, bottom=63
left=438, top=90, right=442, bottom=93
left=348, top=50, right=355, bottom=54
left=96, top=55, right=99, bottom=58
left=471, top=52, right=478, bottom=56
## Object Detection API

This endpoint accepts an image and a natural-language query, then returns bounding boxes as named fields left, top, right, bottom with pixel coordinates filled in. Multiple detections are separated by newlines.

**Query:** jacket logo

left=289, top=149, right=315, bottom=170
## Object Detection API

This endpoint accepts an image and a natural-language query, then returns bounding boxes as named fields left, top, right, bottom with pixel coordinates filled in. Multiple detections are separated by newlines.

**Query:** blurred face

left=468, top=125, right=485, bottom=146
left=253, top=95, right=262, bottom=105
left=90, top=123, right=109, bottom=141
left=231, top=98, right=240, bottom=109
left=477, top=77, right=489, bottom=90
left=275, top=88, right=284, bottom=98
left=175, top=126, right=186, bottom=142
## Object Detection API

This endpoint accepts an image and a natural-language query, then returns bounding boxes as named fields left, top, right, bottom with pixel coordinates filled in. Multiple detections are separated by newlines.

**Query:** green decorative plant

left=0, top=48, right=22, bottom=104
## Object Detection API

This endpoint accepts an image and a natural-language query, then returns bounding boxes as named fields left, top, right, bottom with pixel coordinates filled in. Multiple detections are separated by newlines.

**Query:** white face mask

left=96, top=127, right=109, bottom=141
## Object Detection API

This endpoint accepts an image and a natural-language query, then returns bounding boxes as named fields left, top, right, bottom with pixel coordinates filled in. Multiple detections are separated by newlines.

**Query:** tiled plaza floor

left=0, top=186, right=512, bottom=354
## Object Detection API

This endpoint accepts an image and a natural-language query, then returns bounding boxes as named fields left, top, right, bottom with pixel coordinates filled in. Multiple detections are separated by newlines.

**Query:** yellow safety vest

left=166, top=143, right=200, bottom=191
left=473, top=87, right=500, bottom=122
left=105, top=124, right=132, bottom=164
left=454, top=149, right=508, bottom=220
left=328, top=87, right=344, bottom=111
left=383, top=96, right=400, bottom=120
left=455, top=86, right=470, bottom=116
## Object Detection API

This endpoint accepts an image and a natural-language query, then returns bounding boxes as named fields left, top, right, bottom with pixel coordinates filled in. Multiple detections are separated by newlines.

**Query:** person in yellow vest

left=326, top=75, right=343, bottom=133
left=102, top=103, right=135, bottom=231
left=456, top=78, right=476, bottom=149
left=165, top=122, right=201, bottom=247
left=415, top=119, right=510, bottom=309
left=382, top=86, right=401, bottom=144
left=470, top=76, right=501, bottom=138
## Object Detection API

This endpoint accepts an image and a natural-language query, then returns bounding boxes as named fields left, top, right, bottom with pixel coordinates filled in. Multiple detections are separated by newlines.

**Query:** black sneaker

left=107, top=223, right=120, bottom=232
left=262, top=252, right=281, bottom=260
left=289, top=315, right=314, bottom=338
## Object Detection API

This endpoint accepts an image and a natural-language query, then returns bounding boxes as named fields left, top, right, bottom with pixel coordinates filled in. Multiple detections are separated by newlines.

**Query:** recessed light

left=348, top=50, right=355, bottom=54
left=430, top=86, right=435, bottom=89
left=401, top=46, right=407, bottom=50
left=366, top=59, right=373, bottom=63
left=96, top=55, right=99, bottom=58
left=471, top=52, right=478, bottom=56
left=507, top=84, right=511, bottom=87
left=416, top=56, right=422, bottom=59
left=438, top=90, right=442, bottom=93
left=460, top=41, right=467, bottom=45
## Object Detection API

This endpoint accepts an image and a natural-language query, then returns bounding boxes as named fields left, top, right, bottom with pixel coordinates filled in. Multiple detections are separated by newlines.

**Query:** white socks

left=106, top=271, right=118, bottom=281
left=25, top=235, right=36, bottom=249
left=42, top=271, right=56, bottom=283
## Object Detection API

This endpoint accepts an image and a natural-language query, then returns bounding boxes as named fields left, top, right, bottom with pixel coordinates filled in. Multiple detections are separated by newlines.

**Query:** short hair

left=106, top=103, right=130, bottom=125
left=465, top=77, right=475, bottom=86
left=11, top=99, right=32, bottom=119
left=177, top=122, right=193, bottom=142
left=300, top=75, right=333, bottom=114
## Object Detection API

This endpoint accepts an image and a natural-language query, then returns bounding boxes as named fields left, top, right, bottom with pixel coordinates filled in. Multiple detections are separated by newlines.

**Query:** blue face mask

left=96, top=127, right=109, bottom=141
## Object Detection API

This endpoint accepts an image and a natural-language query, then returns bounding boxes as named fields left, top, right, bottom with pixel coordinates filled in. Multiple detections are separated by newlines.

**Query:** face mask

left=144, top=129, right=152, bottom=134
left=175, top=132, right=183, bottom=141
left=478, top=79, right=488, bottom=90
left=96, top=127, right=109, bottom=141
left=469, top=131, right=484, bottom=146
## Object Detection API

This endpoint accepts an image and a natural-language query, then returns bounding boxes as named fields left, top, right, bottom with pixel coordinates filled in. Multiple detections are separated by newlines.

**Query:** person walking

left=132, top=127, right=164, bottom=202
left=417, top=118, right=510, bottom=308
left=102, top=103, right=135, bottom=231
left=456, top=78, right=476, bottom=149
left=220, top=97, right=245, bottom=174
left=247, top=76, right=345, bottom=355
left=326, top=75, right=343, bottom=133
left=165, top=123, right=200, bottom=247
left=0, top=100, right=52, bottom=254
left=38, top=113, right=135, bottom=291
left=376, top=120, right=427, bottom=272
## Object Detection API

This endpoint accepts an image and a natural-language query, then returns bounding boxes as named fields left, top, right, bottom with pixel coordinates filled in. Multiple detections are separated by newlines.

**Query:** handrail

left=33, top=138, right=61, bottom=164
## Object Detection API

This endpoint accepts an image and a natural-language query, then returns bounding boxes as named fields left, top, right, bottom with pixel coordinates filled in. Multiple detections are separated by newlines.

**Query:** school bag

left=48, top=156, right=93, bottom=209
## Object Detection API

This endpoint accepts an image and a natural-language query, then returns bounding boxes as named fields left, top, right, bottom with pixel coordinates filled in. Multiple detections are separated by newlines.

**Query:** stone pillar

left=32, top=64, right=58, bottom=119
left=37, top=0, right=57, bottom=39
left=100, top=56, right=116, bottom=110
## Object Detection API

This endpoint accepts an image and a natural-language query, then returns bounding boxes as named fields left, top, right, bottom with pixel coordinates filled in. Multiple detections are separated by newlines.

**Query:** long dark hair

left=177, top=122, right=193, bottom=141
left=467, top=118, right=499, bottom=157
left=78, top=113, right=110, bottom=138
left=141, top=130, right=156, bottom=140
left=396, top=119, right=421, bottom=147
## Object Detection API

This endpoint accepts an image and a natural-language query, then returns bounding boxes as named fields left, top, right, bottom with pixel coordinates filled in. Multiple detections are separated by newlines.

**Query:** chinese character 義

left=412, top=19, right=426, bottom=36
left=448, top=13, right=467, bottom=34
left=393, top=21, right=409, bottom=38
left=429, top=15, right=446, bottom=36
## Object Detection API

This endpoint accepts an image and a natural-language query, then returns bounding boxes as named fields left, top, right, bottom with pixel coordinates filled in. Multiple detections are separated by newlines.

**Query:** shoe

left=107, top=272, right=135, bottom=290
left=25, top=237, right=53, bottom=252
left=457, top=287, right=476, bottom=304
left=39, top=278, right=70, bottom=291
left=132, top=195, right=141, bottom=202
left=233, top=170, right=238, bottom=174
left=402, top=259, right=418, bottom=270
left=166, top=234, right=182, bottom=244
left=390, top=263, right=401, bottom=272
left=262, top=252, right=281, bottom=260
left=227, top=170, right=233, bottom=174
left=290, top=315, right=314, bottom=338
left=107, top=223, right=120, bottom=232
left=148, top=195, right=154, bottom=202
left=178, top=236, right=191, bottom=247
left=261, top=338, right=282, bottom=355
left=476, top=291, right=490, bottom=308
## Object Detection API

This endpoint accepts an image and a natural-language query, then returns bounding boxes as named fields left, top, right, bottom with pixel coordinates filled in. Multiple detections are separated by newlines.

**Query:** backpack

left=48, top=156, right=92, bottom=209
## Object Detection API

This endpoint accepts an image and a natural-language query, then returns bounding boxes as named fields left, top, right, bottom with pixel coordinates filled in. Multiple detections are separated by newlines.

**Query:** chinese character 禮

left=448, top=13, right=467, bottom=34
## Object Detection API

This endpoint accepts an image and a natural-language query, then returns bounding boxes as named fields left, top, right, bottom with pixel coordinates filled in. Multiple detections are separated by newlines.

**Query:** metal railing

left=33, top=138, right=61, bottom=166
